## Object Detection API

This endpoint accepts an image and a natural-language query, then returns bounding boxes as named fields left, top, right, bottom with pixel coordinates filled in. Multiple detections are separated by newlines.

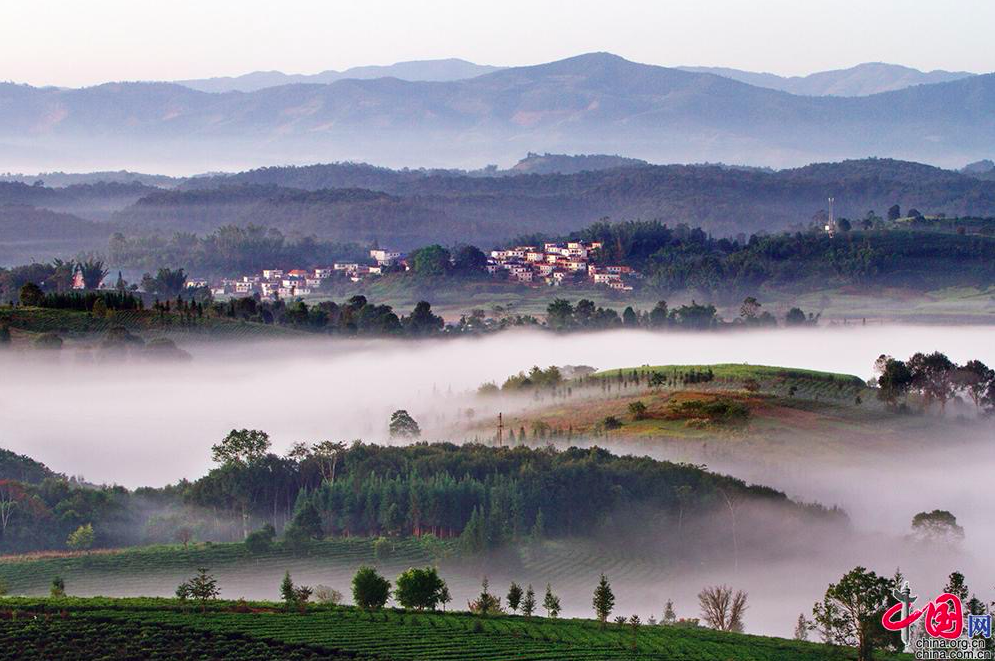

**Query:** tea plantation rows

left=0, top=613, right=349, bottom=661
left=0, top=537, right=447, bottom=596
left=0, top=597, right=910, bottom=661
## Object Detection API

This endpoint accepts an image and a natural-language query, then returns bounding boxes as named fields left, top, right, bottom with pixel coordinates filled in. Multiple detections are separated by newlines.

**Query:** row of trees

left=219, top=295, right=445, bottom=336
left=174, top=562, right=739, bottom=641
left=545, top=297, right=817, bottom=332
left=875, top=352, right=995, bottom=413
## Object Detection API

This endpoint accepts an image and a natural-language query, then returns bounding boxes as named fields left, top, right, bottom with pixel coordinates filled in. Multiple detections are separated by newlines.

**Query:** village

left=198, top=241, right=639, bottom=298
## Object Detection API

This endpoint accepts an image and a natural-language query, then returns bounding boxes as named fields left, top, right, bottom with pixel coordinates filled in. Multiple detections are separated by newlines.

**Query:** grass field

left=0, top=596, right=910, bottom=661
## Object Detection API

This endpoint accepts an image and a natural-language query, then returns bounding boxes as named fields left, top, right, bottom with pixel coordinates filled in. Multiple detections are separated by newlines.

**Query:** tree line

left=874, top=352, right=995, bottom=414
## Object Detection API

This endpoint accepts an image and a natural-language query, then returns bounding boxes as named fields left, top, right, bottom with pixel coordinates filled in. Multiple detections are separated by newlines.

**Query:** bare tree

left=698, top=585, right=748, bottom=632
left=0, top=482, right=19, bottom=537
left=312, top=441, right=346, bottom=484
left=717, top=487, right=742, bottom=573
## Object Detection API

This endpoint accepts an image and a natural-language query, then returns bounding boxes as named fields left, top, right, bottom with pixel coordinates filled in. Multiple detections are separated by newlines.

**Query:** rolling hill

left=111, top=158, right=995, bottom=247
left=3, top=53, right=995, bottom=172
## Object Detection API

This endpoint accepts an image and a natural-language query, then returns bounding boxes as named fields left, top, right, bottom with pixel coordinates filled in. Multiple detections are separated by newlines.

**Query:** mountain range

left=677, top=62, right=974, bottom=96
left=175, top=58, right=976, bottom=97
left=176, top=58, right=503, bottom=93
left=2, top=53, right=994, bottom=173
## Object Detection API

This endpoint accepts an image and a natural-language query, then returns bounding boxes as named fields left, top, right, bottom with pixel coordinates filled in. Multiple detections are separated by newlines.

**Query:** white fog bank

left=0, top=324, right=992, bottom=488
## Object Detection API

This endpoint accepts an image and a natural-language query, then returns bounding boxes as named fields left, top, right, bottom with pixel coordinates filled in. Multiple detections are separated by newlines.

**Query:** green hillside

left=0, top=597, right=910, bottom=661
left=0, top=306, right=300, bottom=341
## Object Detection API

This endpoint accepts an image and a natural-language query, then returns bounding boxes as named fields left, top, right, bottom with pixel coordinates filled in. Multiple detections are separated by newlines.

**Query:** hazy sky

left=3, top=0, right=994, bottom=87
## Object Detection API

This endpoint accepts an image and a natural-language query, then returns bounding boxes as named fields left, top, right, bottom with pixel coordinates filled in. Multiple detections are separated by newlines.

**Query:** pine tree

left=663, top=599, right=676, bottom=625
left=521, top=584, right=536, bottom=618
left=281, top=571, right=296, bottom=611
left=543, top=583, right=561, bottom=618
left=794, top=613, right=810, bottom=641
left=593, top=573, right=615, bottom=627
left=507, top=582, right=523, bottom=614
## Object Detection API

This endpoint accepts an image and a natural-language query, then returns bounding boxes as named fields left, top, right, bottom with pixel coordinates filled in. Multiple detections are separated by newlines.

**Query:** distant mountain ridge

left=177, top=58, right=504, bottom=93
left=2, top=53, right=995, bottom=172
left=678, top=62, right=976, bottom=96
left=110, top=158, right=995, bottom=249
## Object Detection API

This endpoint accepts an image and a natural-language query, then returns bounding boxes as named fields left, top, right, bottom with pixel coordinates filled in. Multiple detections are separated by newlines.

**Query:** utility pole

left=497, top=412, right=504, bottom=446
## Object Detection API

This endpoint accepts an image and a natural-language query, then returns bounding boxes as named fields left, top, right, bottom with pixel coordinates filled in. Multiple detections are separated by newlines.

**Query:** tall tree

left=395, top=566, right=446, bottom=611
left=521, top=584, right=537, bottom=618
left=907, top=351, right=956, bottom=413
left=403, top=301, right=444, bottom=335
left=593, top=573, right=616, bottom=627
left=543, top=583, right=561, bottom=618
left=812, top=567, right=893, bottom=661
left=351, top=566, right=391, bottom=610
left=388, top=410, right=421, bottom=438
left=507, top=582, right=523, bottom=614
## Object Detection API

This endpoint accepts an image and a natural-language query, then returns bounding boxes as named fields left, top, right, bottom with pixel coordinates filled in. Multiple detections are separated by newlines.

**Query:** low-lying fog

left=2, top=324, right=992, bottom=636
left=3, top=324, right=989, bottom=488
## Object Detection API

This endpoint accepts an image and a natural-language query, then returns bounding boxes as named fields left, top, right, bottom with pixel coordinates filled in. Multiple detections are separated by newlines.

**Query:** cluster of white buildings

left=487, top=241, right=637, bottom=291
left=194, top=242, right=639, bottom=299
left=204, top=249, right=403, bottom=298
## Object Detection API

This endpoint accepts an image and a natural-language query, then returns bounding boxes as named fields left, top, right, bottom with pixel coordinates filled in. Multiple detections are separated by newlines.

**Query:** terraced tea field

left=0, top=538, right=450, bottom=598
left=0, top=597, right=911, bottom=661
left=0, top=536, right=683, bottom=616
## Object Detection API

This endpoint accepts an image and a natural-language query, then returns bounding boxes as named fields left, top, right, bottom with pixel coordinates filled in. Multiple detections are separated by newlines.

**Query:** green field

left=0, top=597, right=910, bottom=661
left=0, top=536, right=684, bottom=607
left=594, top=364, right=865, bottom=386
left=0, top=538, right=448, bottom=597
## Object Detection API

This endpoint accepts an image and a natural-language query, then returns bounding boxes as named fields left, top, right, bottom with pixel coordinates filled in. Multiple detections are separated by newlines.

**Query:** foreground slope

left=0, top=597, right=909, bottom=661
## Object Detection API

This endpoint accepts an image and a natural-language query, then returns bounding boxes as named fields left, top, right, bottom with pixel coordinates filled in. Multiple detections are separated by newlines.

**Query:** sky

left=2, top=0, right=994, bottom=87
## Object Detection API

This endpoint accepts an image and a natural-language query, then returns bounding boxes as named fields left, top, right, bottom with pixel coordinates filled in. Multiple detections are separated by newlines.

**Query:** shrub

left=245, top=524, right=276, bottom=554
left=668, top=398, right=750, bottom=425
left=314, top=585, right=343, bottom=605
left=628, top=401, right=648, bottom=420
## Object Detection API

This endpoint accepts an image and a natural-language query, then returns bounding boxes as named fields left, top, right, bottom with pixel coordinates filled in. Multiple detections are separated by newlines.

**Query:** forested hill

left=0, top=180, right=158, bottom=222
left=0, top=447, right=57, bottom=484
left=0, top=442, right=841, bottom=555
left=113, top=159, right=995, bottom=247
